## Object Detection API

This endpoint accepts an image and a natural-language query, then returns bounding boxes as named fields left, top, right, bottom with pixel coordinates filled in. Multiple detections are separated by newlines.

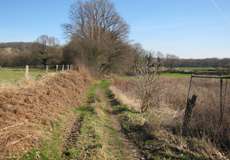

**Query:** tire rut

left=110, top=112, right=145, bottom=160
left=106, top=91, right=145, bottom=160
left=62, top=81, right=145, bottom=160
left=62, top=116, right=83, bottom=159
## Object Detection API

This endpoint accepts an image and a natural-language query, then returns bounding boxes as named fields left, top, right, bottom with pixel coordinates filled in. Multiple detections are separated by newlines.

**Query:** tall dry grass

left=113, top=76, right=230, bottom=150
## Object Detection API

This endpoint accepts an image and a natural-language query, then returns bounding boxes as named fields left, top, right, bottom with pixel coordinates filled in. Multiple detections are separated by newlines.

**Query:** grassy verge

left=63, top=105, right=102, bottom=159
left=114, top=106, right=209, bottom=159
left=20, top=112, right=72, bottom=160
left=107, top=88, right=217, bottom=160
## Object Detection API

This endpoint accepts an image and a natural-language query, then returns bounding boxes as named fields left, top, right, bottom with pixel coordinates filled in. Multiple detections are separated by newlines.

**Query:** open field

left=161, top=67, right=230, bottom=78
left=0, top=68, right=54, bottom=84
left=160, top=72, right=191, bottom=78
left=115, top=73, right=191, bottom=80
left=176, top=67, right=216, bottom=71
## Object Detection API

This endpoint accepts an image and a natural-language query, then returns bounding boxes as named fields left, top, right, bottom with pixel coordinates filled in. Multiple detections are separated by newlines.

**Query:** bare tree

left=36, top=35, right=60, bottom=66
left=165, top=54, right=179, bottom=70
left=65, top=0, right=128, bottom=41
left=156, top=51, right=164, bottom=59
left=63, top=0, right=130, bottom=74
left=134, top=51, right=161, bottom=112
left=36, top=35, right=59, bottom=47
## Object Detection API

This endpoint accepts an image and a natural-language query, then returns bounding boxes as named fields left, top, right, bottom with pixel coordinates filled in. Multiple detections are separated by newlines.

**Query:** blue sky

left=0, top=0, right=229, bottom=58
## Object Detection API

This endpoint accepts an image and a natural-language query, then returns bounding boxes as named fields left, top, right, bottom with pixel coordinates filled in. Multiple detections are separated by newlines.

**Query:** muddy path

left=62, top=80, right=144, bottom=160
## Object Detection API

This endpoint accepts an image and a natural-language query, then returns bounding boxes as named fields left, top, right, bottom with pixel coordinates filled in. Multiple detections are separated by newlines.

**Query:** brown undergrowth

left=112, top=76, right=230, bottom=158
left=0, top=70, right=91, bottom=159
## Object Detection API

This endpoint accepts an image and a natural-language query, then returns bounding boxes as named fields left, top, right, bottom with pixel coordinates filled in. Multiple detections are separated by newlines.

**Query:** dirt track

left=62, top=81, right=144, bottom=160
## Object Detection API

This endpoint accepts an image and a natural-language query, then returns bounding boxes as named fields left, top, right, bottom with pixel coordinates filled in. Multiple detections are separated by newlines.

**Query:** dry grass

left=109, top=86, right=141, bottom=111
left=112, top=76, right=230, bottom=152
left=0, top=70, right=91, bottom=159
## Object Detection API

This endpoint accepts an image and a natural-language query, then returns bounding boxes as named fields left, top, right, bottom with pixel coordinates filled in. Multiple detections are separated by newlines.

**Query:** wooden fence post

left=56, top=65, right=59, bottom=72
left=25, top=65, right=29, bottom=80
left=46, top=65, right=49, bottom=73
left=62, top=65, right=65, bottom=72
left=182, top=95, right=197, bottom=136
left=219, top=78, right=223, bottom=127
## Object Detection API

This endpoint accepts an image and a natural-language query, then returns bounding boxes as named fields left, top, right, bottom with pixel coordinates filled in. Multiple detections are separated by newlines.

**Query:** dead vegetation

left=108, top=88, right=228, bottom=159
left=112, top=76, right=230, bottom=158
left=0, top=70, right=91, bottom=159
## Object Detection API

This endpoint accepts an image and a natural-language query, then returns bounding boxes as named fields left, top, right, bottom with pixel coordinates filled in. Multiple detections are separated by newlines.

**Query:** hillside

left=0, top=42, right=35, bottom=48
left=0, top=42, right=39, bottom=55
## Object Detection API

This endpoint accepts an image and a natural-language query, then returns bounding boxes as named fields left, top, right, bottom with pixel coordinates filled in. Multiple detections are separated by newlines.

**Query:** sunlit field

left=176, top=67, right=216, bottom=71
left=160, top=72, right=191, bottom=78
left=0, top=68, right=49, bottom=84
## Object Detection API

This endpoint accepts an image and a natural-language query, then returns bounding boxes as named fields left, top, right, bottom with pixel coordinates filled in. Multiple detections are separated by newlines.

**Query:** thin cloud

left=209, top=0, right=230, bottom=25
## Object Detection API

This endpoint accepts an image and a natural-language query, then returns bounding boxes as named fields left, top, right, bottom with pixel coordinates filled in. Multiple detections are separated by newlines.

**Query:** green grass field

left=0, top=68, right=50, bottom=84
left=176, top=67, right=216, bottom=71
left=160, top=72, right=191, bottom=78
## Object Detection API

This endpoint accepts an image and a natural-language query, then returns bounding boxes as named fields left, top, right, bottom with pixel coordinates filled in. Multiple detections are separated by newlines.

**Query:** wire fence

left=0, top=64, right=73, bottom=83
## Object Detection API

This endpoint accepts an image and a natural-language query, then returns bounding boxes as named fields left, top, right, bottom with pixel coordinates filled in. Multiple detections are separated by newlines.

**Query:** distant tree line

left=172, top=58, right=230, bottom=68
left=0, top=0, right=229, bottom=74
left=0, top=35, right=63, bottom=67
left=1, top=39, right=230, bottom=72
